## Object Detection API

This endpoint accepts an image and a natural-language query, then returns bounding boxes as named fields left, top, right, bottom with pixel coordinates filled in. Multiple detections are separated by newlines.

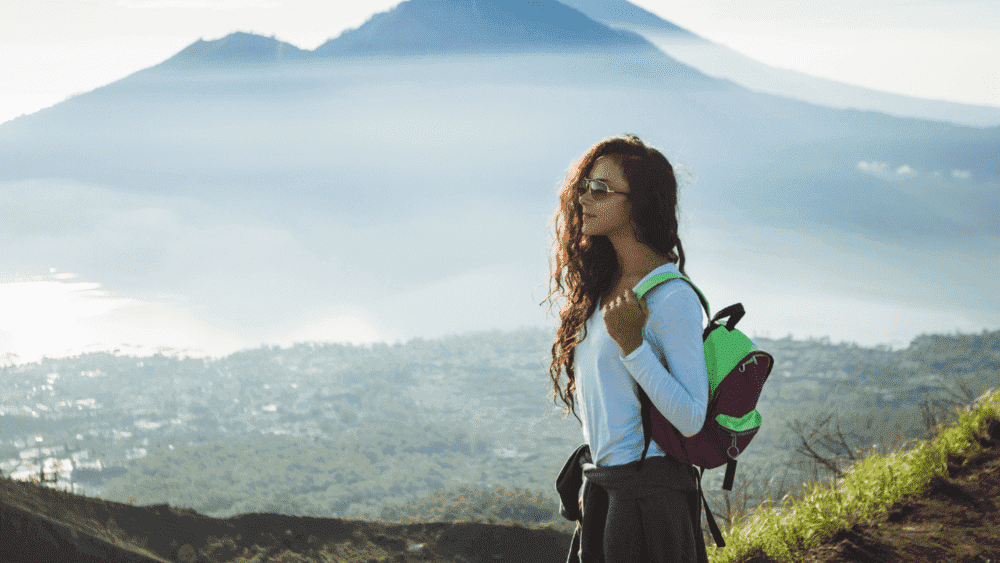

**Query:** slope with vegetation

left=0, top=327, right=996, bottom=562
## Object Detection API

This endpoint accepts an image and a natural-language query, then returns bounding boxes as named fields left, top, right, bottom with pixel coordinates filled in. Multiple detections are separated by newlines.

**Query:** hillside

left=0, top=327, right=997, bottom=561
left=1, top=379, right=996, bottom=562
left=725, top=386, right=1000, bottom=563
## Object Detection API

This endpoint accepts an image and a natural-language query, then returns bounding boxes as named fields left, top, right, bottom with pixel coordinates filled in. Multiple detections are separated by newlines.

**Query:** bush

left=376, top=484, right=569, bottom=531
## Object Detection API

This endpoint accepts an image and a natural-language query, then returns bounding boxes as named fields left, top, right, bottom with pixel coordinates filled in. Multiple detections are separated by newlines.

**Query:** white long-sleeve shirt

left=573, top=262, right=710, bottom=467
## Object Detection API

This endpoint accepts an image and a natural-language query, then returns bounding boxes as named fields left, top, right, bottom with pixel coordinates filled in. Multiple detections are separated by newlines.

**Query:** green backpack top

left=633, top=272, right=774, bottom=549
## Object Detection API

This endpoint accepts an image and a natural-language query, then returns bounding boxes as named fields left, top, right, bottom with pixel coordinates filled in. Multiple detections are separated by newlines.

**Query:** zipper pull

left=728, top=432, right=740, bottom=459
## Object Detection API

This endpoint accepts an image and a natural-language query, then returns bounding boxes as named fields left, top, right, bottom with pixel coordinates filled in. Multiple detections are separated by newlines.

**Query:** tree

left=917, top=370, right=991, bottom=441
left=703, top=463, right=794, bottom=542
left=786, top=411, right=866, bottom=485
left=787, top=370, right=992, bottom=493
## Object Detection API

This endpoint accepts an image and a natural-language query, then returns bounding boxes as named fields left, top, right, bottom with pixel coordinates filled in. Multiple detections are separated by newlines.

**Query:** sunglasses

left=579, top=178, right=629, bottom=198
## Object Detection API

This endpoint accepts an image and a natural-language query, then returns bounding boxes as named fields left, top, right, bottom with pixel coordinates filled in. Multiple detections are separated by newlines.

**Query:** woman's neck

left=614, top=246, right=672, bottom=280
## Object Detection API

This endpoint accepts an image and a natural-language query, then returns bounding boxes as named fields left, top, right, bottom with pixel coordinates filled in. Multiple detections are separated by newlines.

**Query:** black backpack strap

left=639, top=387, right=727, bottom=549
left=697, top=466, right=726, bottom=548
left=723, top=458, right=737, bottom=491
left=637, top=386, right=653, bottom=473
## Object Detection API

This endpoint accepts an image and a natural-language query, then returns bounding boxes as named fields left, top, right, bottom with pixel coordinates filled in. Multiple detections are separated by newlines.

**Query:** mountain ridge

left=161, top=32, right=311, bottom=68
left=158, top=0, right=671, bottom=68
left=151, top=0, right=1000, bottom=126
left=558, top=0, right=698, bottom=37
left=562, top=0, right=1000, bottom=126
left=150, top=0, right=717, bottom=88
left=313, top=0, right=646, bottom=56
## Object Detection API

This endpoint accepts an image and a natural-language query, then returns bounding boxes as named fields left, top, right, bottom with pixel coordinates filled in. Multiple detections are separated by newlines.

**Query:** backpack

left=632, top=272, right=774, bottom=549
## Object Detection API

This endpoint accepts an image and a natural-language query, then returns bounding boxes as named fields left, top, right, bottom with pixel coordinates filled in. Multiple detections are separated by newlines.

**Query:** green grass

left=705, top=386, right=1000, bottom=562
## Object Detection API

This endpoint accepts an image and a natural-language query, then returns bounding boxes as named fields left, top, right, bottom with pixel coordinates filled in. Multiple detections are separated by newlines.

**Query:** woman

left=545, top=134, right=710, bottom=563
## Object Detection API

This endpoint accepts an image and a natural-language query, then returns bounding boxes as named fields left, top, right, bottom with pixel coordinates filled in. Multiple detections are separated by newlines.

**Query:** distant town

left=1, top=328, right=989, bottom=522
left=0, top=332, right=563, bottom=509
left=0, top=348, right=389, bottom=499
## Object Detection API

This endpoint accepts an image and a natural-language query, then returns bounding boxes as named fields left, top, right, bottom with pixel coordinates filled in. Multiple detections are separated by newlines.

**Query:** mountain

left=557, top=0, right=696, bottom=37
left=144, top=1, right=715, bottom=86
left=0, top=0, right=997, bottom=352
left=561, top=0, right=1000, bottom=127
left=313, top=0, right=648, bottom=55
left=160, top=32, right=311, bottom=68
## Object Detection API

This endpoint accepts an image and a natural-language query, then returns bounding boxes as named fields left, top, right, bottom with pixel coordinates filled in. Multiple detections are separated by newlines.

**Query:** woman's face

left=579, top=155, right=633, bottom=239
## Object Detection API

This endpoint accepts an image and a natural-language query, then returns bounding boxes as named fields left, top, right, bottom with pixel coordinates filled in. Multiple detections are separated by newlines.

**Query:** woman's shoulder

left=642, top=276, right=704, bottom=322
left=644, top=278, right=699, bottom=305
left=635, top=262, right=689, bottom=299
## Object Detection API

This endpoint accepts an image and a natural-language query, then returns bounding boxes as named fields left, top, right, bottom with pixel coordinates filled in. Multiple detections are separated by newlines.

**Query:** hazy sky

left=1, top=0, right=998, bottom=125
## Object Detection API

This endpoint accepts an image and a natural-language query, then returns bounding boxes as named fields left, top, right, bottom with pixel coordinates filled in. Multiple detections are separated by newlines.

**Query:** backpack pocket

left=665, top=409, right=762, bottom=469
left=716, top=410, right=762, bottom=460
left=717, top=410, right=761, bottom=433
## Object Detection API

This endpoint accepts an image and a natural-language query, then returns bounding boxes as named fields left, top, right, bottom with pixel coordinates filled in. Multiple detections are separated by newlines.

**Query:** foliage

left=3, top=325, right=998, bottom=557
left=704, top=386, right=1000, bottom=563
left=375, top=483, right=573, bottom=533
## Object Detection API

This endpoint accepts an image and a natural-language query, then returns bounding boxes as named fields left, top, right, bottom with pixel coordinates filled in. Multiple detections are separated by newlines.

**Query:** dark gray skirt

left=573, top=454, right=709, bottom=563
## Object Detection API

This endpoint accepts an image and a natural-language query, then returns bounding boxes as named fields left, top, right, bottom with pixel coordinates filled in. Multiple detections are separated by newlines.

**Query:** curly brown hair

left=541, top=134, right=689, bottom=424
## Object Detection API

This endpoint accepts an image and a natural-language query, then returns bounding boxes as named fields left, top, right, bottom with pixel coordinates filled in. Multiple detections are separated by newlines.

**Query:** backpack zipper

left=722, top=425, right=759, bottom=459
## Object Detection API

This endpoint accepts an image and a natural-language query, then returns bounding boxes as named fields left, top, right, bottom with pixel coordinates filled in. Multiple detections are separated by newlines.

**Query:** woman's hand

left=602, top=290, right=647, bottom=356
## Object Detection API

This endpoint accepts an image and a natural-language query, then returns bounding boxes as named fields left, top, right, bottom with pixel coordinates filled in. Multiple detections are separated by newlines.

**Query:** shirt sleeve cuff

left=620, top=339, right=649, bottom=362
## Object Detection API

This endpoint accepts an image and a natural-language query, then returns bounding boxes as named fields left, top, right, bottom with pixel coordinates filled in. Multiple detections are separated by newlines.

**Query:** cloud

left=858, top=161, right=974, bottom=185
left=117, top=0, right=280, bottom=9
left=857, top=160, right=889, bottom=174
left=856, top=160, right=918, bottom=181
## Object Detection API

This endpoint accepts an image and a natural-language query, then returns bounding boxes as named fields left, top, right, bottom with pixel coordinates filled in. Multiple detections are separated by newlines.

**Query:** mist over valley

left=0, top=0, right=996, bottom=392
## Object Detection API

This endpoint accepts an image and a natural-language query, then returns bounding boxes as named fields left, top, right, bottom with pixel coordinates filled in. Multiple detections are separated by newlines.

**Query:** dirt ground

left=789, top=418, right=1000, bottom=563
